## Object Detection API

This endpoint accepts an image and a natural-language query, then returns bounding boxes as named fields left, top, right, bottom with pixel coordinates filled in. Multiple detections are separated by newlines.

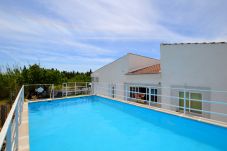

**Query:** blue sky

left=0, top=0, right=227, bottom=71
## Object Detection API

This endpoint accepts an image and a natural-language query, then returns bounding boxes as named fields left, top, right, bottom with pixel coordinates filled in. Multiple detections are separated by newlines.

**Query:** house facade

left=92, top=53, right=161, bottom=101
left=160, top=42, right=227, bottom=122
left=92, top=42, right=227, bottom=122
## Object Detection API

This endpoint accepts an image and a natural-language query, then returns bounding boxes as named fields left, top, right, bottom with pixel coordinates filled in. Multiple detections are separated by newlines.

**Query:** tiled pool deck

left=18, top=95, right=227, bottom=150
left=19, top=102, right=30, bottom=151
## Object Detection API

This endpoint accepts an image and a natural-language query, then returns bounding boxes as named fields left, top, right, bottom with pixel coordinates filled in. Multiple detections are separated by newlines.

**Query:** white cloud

left=0, top=0, right=226, bottom=71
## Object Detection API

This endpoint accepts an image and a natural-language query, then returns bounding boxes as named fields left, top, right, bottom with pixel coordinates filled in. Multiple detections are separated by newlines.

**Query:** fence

left=92, top=82, right=227, bottom=123
left=24, top=84, right=54, bottom=100
left=0, top=86, right=24, bottom=151
left=24, top=82, right=92, bottom=101
left=1, top=81, right=227, bottom=150
left=0, top=82, right=91, bottom=151
left=62, top=82, right=91, bottom=97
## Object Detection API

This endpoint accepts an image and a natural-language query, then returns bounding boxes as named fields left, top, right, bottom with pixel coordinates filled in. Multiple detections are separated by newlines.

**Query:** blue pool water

left=29, top=96, right=227, bottom=151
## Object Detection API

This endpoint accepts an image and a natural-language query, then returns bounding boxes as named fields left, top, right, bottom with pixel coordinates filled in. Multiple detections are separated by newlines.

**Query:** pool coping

left=27, top=95, right=91, bottom=103
left=19, top=94, right=227, bottom=151
left=96, top=95, right=227, bottom=128
left=19, top=95, right=91, bottom=150
left=19, top=102, right=30, bottom=151
left=28, top=94, right=227, bottom=128
left=20, top=94, right=227, bottom=150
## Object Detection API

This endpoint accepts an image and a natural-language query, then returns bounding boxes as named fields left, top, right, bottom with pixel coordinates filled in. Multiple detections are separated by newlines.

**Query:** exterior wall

left=91, top=54, right=129, bottom=98
left=160, top=43, right=227, bottom=122
left=91, top=53, right=161, bottom=100
left=125, top=74, right=161, bottom=84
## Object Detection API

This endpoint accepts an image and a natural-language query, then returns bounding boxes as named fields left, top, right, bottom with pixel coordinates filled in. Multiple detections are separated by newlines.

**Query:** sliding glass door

left=179, top=92, right=202, bottom=114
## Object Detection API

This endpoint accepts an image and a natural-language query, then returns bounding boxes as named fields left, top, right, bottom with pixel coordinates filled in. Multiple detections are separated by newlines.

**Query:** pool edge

left=19, top=102, right=30, bottom=151
left=96, top=95, right=227, bottom=128
left=28, top=95, right=92, bottom=104
left=26, top=94, right=227, bottom=128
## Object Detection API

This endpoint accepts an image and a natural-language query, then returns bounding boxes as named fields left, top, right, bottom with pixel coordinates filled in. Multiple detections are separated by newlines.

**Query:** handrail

left=95, top=85, right=227, bottom=105
left=92, top=81, right=227, bottom=93
left=0, top=85, right=24, bottom=150
left=93, top=82, right=227, bottom=123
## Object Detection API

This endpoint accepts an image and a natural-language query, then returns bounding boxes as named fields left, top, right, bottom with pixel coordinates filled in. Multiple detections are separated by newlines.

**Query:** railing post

left=188, top=92, right=191, bottom=113
left=66, top=83, right=68, bottom=97
left=86, top=82, right=88, bottom=95
left=125, top=85, right=128, bottom=101
left=6, top=121, right=12, bottom=151
left=183, top=89, right=186, bottom=114
left=149, top=87, right=151, bottom=106
left=52, top=84, right=55, bottom=99
left=15, top=104, right=19, bottom=150
left=91, top=82, right=94, bottom=95
left=75, top=82, right=77, bottom=95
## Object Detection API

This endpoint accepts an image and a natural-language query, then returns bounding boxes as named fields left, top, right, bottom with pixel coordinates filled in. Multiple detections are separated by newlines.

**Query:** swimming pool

left=29, top=96, right=227, bottom=151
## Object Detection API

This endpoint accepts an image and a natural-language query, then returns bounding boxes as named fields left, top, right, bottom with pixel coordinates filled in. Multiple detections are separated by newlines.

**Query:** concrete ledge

left=28, top=94, right=92, bottom=103
left=18, top=94, right=226, bottom=151
left=19, top=102, right=30, bottom=151
left=97, top=95, right=227, bottom=128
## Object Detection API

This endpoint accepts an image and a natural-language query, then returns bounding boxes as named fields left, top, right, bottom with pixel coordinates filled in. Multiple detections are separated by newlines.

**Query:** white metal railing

left=62, top=82, right=91, bottom=97
left=1, top=81, right=226, bottom=150
left=24, top=84, right=54, bottom=100
left=92, top=82, right=227, bottom=123
left=24, top=82, right=91, bottom=101
left=0, top=85, right=24, bottom=151
left=0, top=82, right=91, bottom=150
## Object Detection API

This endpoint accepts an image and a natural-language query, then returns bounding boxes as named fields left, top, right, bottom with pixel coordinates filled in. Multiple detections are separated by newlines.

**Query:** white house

left=92, top=42, right=227, bottom=122
left=92, top=53, right=161, bottom=101
left=160, top=42, right=227, bottom=122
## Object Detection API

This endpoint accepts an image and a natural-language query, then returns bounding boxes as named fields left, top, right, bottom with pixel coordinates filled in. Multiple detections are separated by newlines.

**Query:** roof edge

left=161, top=42, right=227, bottom=46
left=127, top=53, right=160, bottom=61
left=93, top=53, right=160, bottom=73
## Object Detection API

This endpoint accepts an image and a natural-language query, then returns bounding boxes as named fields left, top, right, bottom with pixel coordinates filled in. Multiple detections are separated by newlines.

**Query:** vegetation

left=0, top=64, right=92, bottom=104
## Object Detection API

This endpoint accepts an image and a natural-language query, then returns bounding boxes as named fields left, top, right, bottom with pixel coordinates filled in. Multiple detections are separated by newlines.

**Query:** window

left=150, top=89, right=157, bottom=102
left=179, top=92, right=202, bottom=114
left=129, top=86, right=147, bottom=101
left=128, top=86, right=157, bottom=102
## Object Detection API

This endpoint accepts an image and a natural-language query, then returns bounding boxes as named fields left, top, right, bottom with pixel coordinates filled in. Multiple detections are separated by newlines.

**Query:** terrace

left=0, top=82, right=227, bottom=151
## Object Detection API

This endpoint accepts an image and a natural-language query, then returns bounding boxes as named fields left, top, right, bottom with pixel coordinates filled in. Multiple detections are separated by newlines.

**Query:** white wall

left=92, top=53, right=161, bottom=99
left=160, top=43, right=227, bottom=122
left=91, top=54, right=129, bottom=98
left=126, top=74, right=161, bottom=84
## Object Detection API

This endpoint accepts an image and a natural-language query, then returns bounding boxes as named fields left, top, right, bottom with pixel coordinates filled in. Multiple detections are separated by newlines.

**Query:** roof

left=127, top=64, right=161, bottom=75
left=127, top=53, right=160, bottom=61
left=161, top=42, right=227, bottom=46
left=92, top=53, right=159, bottom=74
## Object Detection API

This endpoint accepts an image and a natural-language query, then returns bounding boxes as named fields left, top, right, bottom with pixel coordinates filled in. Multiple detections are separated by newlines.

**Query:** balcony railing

left=0, top=82, right=91, bottom=151
left=24, top=82, right=92, bottom=101
left=92, top=82, right=227, bottom=124
left=0, top=86, right=24, bottom=151
left=1, top=81, right=227, bottom=150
